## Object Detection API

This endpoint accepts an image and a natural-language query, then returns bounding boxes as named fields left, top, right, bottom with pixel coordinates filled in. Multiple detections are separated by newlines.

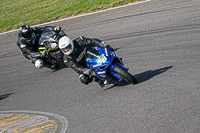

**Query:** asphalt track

left=1, top=0, right=200, bottom=132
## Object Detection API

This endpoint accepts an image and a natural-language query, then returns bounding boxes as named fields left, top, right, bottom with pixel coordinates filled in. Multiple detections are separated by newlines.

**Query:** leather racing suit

left=17, top=26, right=58, bottom=68
left=63, top=36, right=113, bottom=86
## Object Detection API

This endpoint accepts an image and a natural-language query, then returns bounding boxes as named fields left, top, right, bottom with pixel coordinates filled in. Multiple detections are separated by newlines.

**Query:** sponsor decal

left=97, top=54, right=107, bottom=64
left=98, top=71, right=105, bottom=74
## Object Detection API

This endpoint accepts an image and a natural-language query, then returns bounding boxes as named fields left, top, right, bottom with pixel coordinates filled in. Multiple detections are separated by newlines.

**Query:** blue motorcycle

left=85, top=47, right=138, bottom=85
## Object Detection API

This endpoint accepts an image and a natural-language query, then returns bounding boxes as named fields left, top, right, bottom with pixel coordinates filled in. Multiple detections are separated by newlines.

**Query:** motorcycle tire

left=112, top=65, right=138, bottom=84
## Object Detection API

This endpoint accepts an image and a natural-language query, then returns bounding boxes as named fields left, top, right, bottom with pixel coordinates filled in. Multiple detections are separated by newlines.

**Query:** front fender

left=110, top=63, right=127, bottom=71
left=109, top=63, right=128, bottom=80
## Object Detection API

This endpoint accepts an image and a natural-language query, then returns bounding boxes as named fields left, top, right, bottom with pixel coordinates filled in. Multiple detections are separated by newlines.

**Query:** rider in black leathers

left=58, top=36, right=114, bottom=87
left=17, top=24, right=62, bottom=69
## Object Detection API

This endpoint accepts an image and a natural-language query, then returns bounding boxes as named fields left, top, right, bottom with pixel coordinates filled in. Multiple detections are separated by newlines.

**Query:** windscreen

left=39, top=28, right=57, bottom=44
left=85, top=47, right=100, bottom=59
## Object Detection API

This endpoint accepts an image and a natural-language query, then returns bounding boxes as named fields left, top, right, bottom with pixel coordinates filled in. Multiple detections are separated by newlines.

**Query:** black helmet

left=20, top=24, right=32, bottom=39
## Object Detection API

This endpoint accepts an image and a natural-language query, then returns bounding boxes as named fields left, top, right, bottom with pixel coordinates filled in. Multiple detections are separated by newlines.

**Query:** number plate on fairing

left=97, top=54, right=107, bottom=64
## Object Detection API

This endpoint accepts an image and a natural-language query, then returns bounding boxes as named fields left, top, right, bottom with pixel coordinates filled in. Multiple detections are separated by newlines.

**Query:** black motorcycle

left=38, top=27, right=67, bottom=68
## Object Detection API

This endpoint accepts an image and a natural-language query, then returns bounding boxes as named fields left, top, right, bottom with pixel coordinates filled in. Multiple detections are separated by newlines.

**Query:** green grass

left=0, top=0, right=143, bottom=33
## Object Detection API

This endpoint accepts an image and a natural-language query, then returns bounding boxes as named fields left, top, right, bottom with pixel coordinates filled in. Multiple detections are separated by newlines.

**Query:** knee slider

left=79, top=74, right=89, bottom=84
left=35, top=59, right=43, bottom=69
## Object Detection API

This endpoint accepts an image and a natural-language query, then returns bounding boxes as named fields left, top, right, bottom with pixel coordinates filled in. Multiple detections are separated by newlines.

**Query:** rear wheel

left=112, top=65, right=138, bottom=84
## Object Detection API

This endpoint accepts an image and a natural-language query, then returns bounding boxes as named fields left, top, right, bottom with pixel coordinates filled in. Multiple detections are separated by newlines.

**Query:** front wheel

left=112, top=65, right=138, bottom=84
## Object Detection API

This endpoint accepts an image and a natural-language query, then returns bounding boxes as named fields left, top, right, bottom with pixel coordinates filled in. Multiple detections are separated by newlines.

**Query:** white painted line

left=0, top=0, right=152, bottom=35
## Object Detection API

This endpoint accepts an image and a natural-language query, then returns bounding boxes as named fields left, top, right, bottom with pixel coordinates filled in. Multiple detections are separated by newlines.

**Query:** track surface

left=1, top=0, right=200, bottom=132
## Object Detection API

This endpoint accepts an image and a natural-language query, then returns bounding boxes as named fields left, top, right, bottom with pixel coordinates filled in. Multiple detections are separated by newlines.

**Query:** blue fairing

left=85, top=46, right=128, bottom=84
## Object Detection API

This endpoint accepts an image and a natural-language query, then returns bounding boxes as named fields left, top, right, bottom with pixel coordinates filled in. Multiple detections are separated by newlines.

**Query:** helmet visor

left=22, top=31, right=31, bottom=38
left=61, top=44, right=72, bottom=54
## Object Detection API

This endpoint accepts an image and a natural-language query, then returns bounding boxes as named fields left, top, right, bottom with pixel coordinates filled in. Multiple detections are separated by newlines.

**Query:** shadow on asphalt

left=104, top=66, right=173, bottom=90
left=134, top=66, right=173, bottom=84
left=113, top=47, right=121, bottom=51
left=104, top=83, right=131, bottom=90
left=0, top=93, right=14, bottom=101
left=51, top=65, right=68, bottom=73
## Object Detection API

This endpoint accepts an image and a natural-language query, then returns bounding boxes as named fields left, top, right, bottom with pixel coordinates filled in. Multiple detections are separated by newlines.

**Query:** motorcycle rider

left=58, top=36, right=114, bottom=87
left=17, top=24, right=63, bottom=69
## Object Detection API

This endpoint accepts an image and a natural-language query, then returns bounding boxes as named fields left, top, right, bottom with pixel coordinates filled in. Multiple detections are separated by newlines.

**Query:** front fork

left=95, top=57, right=126, bottom=83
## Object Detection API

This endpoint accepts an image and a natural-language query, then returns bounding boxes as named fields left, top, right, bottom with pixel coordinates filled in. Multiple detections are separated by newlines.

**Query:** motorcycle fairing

left=85, top=46, right=128, bottom=83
